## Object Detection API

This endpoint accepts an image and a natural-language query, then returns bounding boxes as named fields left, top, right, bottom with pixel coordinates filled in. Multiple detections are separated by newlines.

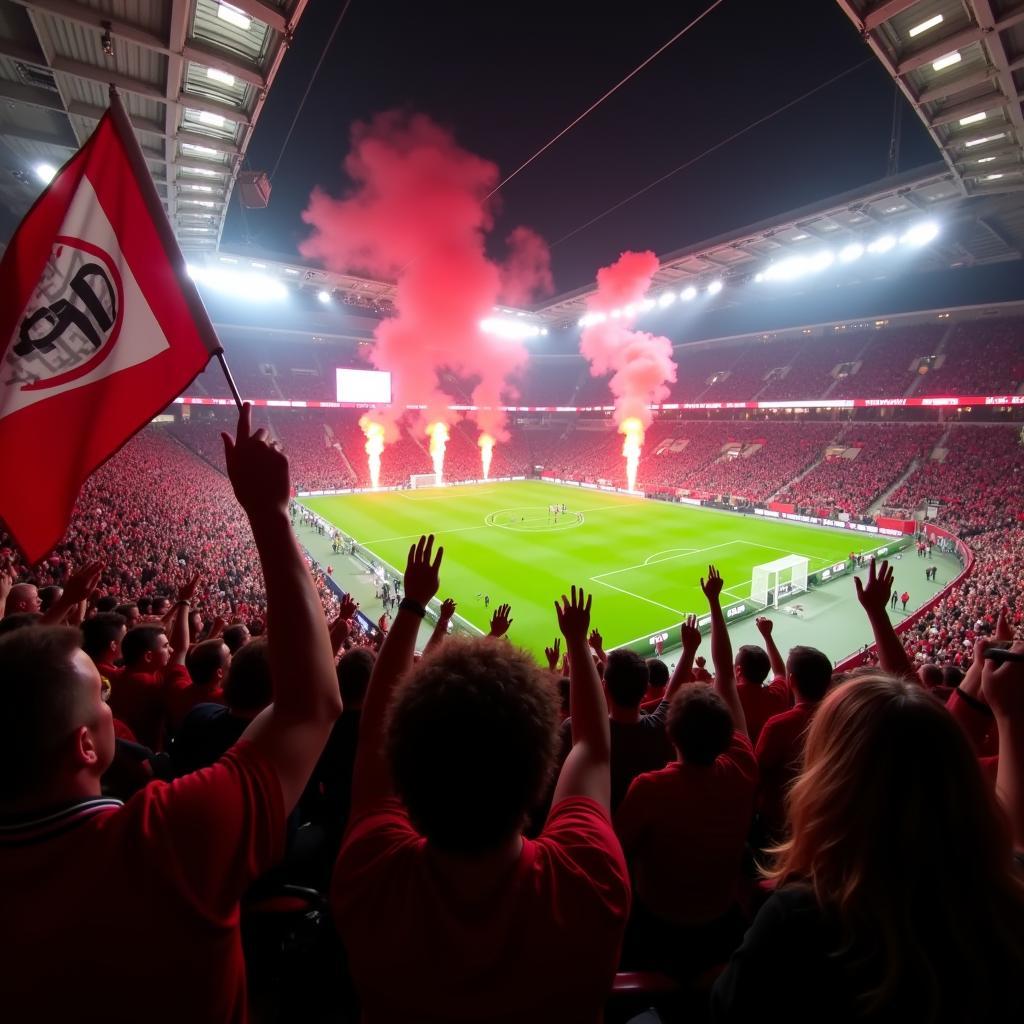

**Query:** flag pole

left=216, top=352, right=245, bottom=409
left=107, top=84, right=242, bottom=411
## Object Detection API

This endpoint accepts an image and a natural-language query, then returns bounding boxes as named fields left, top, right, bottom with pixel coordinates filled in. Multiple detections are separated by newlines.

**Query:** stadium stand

left=776, top=422, right=944, bottom=515
left=917, top=319, right=1024, bottom=398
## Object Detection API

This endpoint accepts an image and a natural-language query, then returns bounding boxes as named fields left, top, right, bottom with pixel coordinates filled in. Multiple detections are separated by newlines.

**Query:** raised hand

left=488, top=602, right=513, bottom=638
left=222, top=403, right=290, bottom=519
left=680, top=613, right=701, bottom=655
left=588, top=628, right=604, bottom=652
left=700, top=564, right=724, bottom=603
left=555, top=585, right=592, bottom=645
left=177, top=572, right=201, bottom=604
left=544, top=637, right=561, bottom=672
left=0, top=563, right=14, bottom=608
left=62, top=560, right=104, bottom=606
left=438, top=597, right=457, bottom=622
left=403, top=534, right=443, bottom=606
left=339, top=593, right=359, bottom=621
left=755, top=615, right=773, bottom=638
left=854, top=558, right=893, bottom=616
left=329, top=611, right=352, bottom=652
left=982, top=641, right=1024, bottom=722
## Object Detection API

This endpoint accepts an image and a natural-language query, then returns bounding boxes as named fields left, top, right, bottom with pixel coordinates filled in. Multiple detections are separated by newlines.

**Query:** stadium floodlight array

left=186, top=263, right=288, bottom=301
left=576, top=219, right=941, bottom=327
left=479, top=317, right=548, bottom=339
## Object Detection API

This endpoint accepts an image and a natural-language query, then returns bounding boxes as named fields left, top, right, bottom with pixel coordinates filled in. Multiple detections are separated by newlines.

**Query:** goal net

left=410, top=472, right=440, bottom=489
left=751, top=554, right=809, bottom=609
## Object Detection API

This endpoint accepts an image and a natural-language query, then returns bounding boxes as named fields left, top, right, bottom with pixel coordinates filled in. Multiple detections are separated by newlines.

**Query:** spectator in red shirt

left=617, top=569, right=756, bottom=978
left=169, top=638, right=231, bottom=731
left=79, top=611, right=127, bottom=692
left=640, top=657, right=669, bottom=712
left=734, top=617, right=791, bottom=743
left=693, top=655, right=712, bottom=682
left=0, top=403, right=341, bottom=1024
left=110, top=616, right=192, bottom=752
left=754, top=645, right=833, bottom=842
left=331, top=546, right=630, bottom=1022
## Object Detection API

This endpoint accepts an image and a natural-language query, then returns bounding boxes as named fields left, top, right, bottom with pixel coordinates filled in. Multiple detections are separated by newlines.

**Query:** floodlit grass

left=302, top=481, right=858, bottom=657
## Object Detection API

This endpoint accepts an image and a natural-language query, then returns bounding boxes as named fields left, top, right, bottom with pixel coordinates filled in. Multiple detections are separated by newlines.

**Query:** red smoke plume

left=579, top=250, right=676, bottom=428
left=300, top=111, right=551, bottom=448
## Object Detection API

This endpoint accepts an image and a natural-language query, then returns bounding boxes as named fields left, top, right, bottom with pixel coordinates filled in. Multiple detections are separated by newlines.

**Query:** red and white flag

left=0, top=90, right=219, bottom=564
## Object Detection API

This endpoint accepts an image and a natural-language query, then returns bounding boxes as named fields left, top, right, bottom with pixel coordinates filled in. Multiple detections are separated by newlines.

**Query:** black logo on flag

left=4, top=238, right=123, bottom=393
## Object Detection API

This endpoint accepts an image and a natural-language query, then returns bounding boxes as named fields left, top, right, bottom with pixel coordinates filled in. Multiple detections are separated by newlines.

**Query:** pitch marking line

left=643, top=548, right=698, bottom=565
left=592, top=540, right=745, bottom=581
left=587, top=577, right=689, bottom=617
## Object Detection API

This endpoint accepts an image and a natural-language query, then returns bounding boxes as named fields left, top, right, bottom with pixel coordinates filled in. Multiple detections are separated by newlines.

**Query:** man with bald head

left=6, top=582, right=41, bottom=615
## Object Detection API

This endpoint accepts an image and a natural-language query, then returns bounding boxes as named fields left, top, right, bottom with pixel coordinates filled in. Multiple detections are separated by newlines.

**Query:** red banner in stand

left=0, top=90, right=219, bottom=563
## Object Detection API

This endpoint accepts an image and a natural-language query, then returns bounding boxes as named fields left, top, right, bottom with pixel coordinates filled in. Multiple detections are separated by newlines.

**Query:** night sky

left=226, top=0, right=939, bottom=295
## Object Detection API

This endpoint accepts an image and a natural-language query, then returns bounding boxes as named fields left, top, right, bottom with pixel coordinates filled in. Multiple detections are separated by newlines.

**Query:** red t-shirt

left=615, top=731, right=757, bottom=926
left=331, top=796, right=630, bottom=1023
left=755, top=702, right=816, bottom=834
left=167, top=683, right=226, bottom=732
left=737, top=676, right=791, bottom=743
left=1, top=742, right=284, bottom=1023
left=109, top=664, right=191, bottom=751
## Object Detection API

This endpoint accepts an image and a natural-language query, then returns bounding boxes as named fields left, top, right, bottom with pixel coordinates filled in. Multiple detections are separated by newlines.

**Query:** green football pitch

left=301, top=481, right=862, bottom=658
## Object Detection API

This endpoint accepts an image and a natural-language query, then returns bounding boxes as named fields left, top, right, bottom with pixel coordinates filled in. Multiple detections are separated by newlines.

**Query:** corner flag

left=0, top=89, right=220, bottom=563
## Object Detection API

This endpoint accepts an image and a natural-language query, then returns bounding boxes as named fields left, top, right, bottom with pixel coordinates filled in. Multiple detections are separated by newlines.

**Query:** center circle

left=485, top=507, right=583, bottom=532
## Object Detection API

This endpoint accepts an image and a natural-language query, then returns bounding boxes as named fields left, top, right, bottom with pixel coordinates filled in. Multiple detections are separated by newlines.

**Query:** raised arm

left=168, top=573, right=200, bottom=667
left=351, top=535, right=442, bottom=814
left=223, top=404, right=342, bottom=811
left=424, top=597, right=456, bottom=655
left=854, top=559, right=915, bottom=680
left=552, top=586, right=611, bottom=811
left=488, top=602, right=513, bottom=639
left=665, top=614, right=701, bottom=702
left=543, top=637, right=561, bottom=676
left=755, top=616, right=786, bottom=679
left=329, top=594, right=359, bottom=656
left=701, top=565, right=748, bottom=737
left=589, top=628, right=607, bottom=666
left=981, top=642, right=1024, bottom=852
left=40, top=561, right=103, bottom=625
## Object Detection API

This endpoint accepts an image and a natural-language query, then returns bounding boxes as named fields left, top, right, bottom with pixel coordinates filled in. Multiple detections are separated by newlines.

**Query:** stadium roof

left=836, top=0, right=1024, bottom=194
left=533, top=162, right=1024, bottom=326
left=0, top=0, right=305, bottom=254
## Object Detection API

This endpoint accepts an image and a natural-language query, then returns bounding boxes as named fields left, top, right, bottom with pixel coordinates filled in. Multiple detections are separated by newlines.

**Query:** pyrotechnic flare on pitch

left=479, top=433, right=495, bottom=480
left=301, top=112, right=553, bottom=486
left=578, top=251, right=677, bottom=491
left=359, top=415, right=386, bottom=489
left=427, top=421, right=449, bottom=482
left=620, top=418, right=643, bottom=493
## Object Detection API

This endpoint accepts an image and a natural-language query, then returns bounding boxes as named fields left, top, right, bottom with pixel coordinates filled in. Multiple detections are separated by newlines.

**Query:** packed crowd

left=0, top=429, right=340, bottom=633
left=886, top=424, right=1024, bottom=535
left=2, top=404, right=1023, bottom=1024
left=776, top=423, right=944, bottom=515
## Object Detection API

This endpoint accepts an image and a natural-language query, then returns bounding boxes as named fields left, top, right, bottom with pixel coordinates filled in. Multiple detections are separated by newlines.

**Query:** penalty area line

left=588, top=576, right=688, bottom=617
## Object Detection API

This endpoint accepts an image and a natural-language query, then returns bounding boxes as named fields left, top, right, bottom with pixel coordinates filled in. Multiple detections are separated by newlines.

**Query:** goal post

left=410, top=472, right=440, bottom=489
left=751, top=554, right=809, bottom=609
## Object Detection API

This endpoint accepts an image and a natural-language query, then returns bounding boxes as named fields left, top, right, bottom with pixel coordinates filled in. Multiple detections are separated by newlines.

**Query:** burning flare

left=360, top=416, right=385, bottom=490
left=620, top=418, right=644, bottom=492
left=426, top=421, right=449, bottom=483
left=478, top=433, right=495, bottom=480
